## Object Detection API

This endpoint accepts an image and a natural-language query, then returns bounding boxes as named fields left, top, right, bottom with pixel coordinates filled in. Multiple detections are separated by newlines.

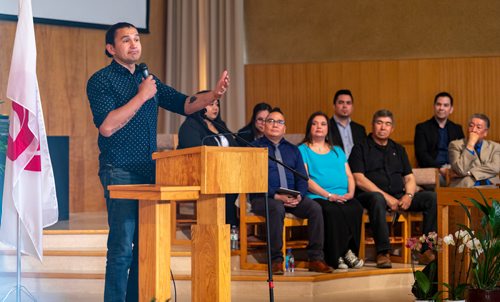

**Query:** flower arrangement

left=456, top=194, right=499, bottom=291
left=441, top=230, right=473, bottom=301
left=406, top=231, right=442, bottom=301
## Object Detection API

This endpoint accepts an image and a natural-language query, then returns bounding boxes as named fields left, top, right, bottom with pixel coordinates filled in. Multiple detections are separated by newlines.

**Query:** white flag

left=0, top=0, right=58, bottom=261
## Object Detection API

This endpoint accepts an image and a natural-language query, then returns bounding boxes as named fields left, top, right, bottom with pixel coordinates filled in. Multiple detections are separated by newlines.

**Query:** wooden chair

left=359, top=211, right=409, bottom=263
left=239, top=194, right=309, bottom=270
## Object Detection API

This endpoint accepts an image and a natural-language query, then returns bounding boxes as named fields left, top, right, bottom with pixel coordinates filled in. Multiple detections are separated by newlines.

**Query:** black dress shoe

left=271, top=261, right=284, bottom=275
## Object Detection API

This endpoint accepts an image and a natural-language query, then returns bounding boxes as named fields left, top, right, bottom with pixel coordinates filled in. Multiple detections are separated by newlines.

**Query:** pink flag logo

left=7, top=103, right=41, bottom=172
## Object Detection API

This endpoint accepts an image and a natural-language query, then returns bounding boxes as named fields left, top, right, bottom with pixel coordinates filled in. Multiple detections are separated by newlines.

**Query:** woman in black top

left=177, top=97, right=239, bottom=226
left=237, top=102, right=272, bottom=146
left=178, top=99, right=238, bottom=148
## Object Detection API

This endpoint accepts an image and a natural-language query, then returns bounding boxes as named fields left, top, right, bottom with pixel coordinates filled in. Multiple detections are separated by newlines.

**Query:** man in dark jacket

left=414, top=92, right=464, bottom=177
left=329, top=89, right=367, bottom=158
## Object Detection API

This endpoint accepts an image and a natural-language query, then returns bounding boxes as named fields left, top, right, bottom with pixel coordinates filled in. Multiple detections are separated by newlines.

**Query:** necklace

left=310, top=143, right=327, bottom=152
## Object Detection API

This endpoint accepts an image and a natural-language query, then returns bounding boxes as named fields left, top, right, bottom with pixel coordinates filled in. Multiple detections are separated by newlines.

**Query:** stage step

left=0, top=230, right=416, bottom=301
left=0, top=230, right=192, bottom=275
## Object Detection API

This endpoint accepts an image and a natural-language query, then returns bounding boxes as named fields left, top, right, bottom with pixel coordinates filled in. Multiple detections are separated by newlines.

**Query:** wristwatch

left=406, top=193, right=413, bottom=199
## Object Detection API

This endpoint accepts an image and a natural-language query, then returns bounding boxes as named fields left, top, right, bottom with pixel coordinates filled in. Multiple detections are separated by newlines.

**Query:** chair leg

left=240, top=217, right=249, bottom=269
left=359, top=214, right=366, bottom=260
left=281, top=224, right=287, bottom=265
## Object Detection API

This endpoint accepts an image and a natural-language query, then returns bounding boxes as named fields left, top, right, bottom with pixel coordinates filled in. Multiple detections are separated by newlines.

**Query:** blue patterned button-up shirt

left=87, top=60, right=187, bottom=178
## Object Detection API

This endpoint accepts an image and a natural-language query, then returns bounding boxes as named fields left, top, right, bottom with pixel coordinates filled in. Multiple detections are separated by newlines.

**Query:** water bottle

left=230, top=225, right=239, bottom=250
left=285, top=248, right=295, bottom=272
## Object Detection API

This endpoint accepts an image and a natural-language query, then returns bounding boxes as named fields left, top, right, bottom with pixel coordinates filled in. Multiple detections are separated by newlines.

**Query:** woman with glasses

left=298, top=111, right=364, bottom=270
left=237, top=102, right=272, bottom=146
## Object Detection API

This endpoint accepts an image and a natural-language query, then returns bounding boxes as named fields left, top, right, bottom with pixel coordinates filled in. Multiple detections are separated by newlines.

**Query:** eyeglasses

left=255, top=117, right=266, bottom=123
left=265, top=118, right=286, bottom=126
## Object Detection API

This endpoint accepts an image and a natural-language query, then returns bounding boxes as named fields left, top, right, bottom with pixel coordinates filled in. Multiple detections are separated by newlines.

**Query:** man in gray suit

left=449, top=113, right=500, bottom=187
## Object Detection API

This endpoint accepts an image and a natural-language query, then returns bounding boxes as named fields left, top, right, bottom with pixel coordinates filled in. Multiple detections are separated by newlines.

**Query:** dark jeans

left=250, top=195, right=325, bottom=262
left=99, top=165, right=153, bottom=302
left=356, top=191, right=437, bottom=254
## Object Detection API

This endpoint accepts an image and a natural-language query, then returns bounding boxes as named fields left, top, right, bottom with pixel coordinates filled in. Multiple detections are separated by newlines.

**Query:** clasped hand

left=276, top=193, right=301, bottom=207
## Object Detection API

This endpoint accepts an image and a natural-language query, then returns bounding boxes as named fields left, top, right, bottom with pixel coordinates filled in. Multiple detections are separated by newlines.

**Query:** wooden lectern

left=109, top=146, right=267, bottom=302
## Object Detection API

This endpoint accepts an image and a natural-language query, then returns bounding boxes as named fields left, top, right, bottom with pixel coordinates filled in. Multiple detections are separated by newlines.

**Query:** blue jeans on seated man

left=99, top=165, right=154, bottom=302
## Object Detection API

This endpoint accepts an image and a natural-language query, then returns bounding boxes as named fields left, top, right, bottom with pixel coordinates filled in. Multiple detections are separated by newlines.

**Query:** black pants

left=314, top=198, right=364, bottom=268
left=356, top=191, right=437, bottom=254
left=226, top=193, right=239, bottom=227
left=250, top=196, right=325, bottom=262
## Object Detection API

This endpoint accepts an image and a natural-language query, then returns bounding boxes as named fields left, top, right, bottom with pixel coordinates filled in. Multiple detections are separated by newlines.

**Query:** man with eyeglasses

left=349, top=109, right=437, bottom=269
left=448, top=113, right=500, bottom=187
left=329, top=89, right=367, bottom=158
left=250, top=108, right=333, bottom=275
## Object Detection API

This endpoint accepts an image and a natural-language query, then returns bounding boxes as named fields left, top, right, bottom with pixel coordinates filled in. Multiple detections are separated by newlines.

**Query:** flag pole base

left=1, top=284, right=37, bottom=302
left=0, top=213, right=37, bottom=302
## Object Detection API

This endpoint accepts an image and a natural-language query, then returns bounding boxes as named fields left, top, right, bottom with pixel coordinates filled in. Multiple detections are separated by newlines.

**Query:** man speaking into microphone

left=86, top=22, right=229, bottom=302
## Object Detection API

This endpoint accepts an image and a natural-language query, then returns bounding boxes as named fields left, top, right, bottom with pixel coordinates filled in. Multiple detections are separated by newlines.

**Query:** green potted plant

left=456, top=192, right=500, bottom=302
left=406, top=232, right=442, bottom=301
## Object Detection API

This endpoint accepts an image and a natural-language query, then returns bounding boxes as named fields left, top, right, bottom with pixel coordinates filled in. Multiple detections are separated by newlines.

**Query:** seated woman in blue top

left=298, top=111, right=364, bottom=269
left=177, top=95, right=239, bottom=226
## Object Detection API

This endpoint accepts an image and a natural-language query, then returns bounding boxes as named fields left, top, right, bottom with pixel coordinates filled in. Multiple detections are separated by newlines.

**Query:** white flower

left=465, top=238, right=484, bottom=254
left=428, top=232, right=438, bottom=241
left=443, top=234, right=455, bottom=246
left=462, top=233, right=471, bottom=245
left=419, top=235, right=426, bottom=243
left=458, top=244, right=465, bottom=253
left=455, top=230, right=468, bottom=239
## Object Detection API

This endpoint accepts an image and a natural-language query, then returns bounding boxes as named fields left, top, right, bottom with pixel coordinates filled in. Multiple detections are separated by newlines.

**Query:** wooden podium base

left=109, top=185, right=200, bottom=302
left=191, top=194, right=231, bottom=302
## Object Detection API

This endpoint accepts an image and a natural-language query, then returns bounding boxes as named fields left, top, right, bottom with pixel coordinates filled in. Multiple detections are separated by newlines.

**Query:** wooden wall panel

left=0, top=0, right=166, bottom=213
left=245, top=57, right=500, bottom=166
left=245, top=0, right=500, bottom=64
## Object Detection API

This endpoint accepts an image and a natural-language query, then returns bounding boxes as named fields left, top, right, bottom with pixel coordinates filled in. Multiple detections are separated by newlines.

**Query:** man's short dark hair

left=269, top=107, right=284, bottom=115
left=469, top=113, right=490, bottom=129
left=105, top=22, right=137, bottom=58
left=333, top=89, right=354, bottom=104
left=372, top=109, right=394, bottom=125
left=434, top=92, right=454, bottom=106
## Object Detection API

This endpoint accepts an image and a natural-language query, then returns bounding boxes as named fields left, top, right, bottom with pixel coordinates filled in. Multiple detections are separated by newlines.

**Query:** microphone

left=201, top=130, right=250, bottom=146
left=137, top=63, right=157, bottom=102
left=137, top=62, right=150, bottom=78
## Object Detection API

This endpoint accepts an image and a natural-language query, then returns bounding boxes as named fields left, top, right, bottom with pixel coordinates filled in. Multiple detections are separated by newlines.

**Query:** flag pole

left=1, top=214, right=37, bottom=302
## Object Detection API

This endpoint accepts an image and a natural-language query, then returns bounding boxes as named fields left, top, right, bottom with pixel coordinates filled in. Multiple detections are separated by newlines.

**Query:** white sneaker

left=344, top=250, right=364, bottom=269
left=337, top=257, right=348, bottom=269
